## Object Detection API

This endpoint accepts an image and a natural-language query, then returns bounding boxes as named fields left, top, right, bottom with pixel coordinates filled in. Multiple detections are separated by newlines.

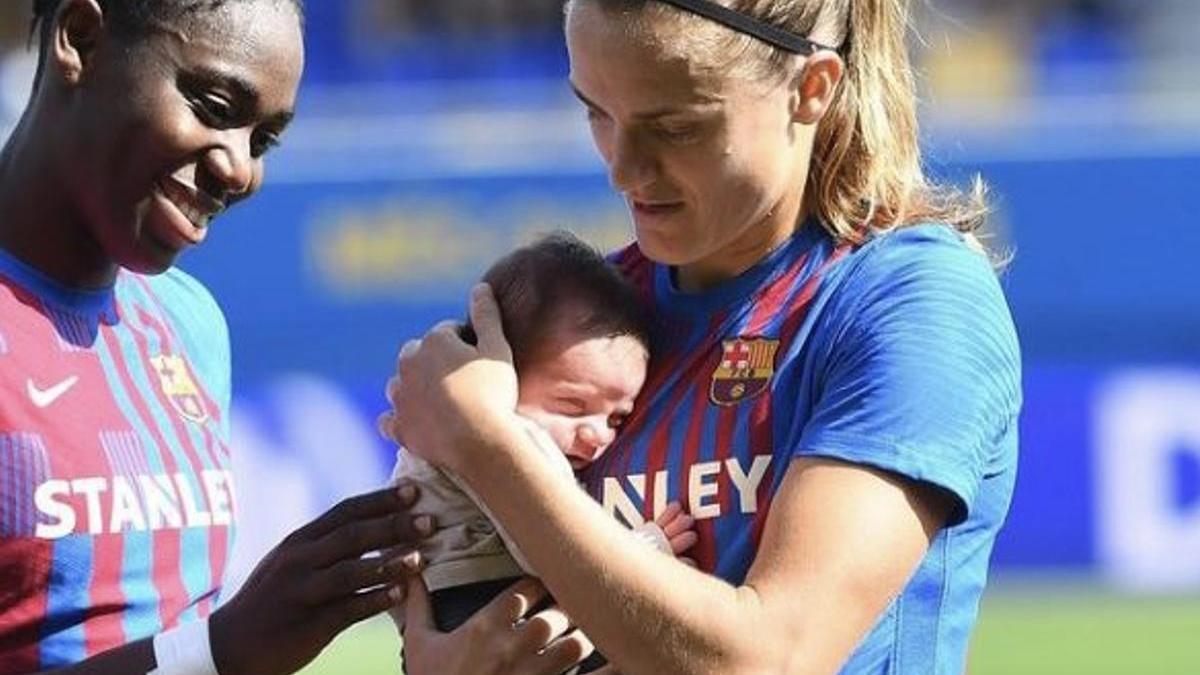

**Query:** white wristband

left=149, top=617, right=220, bottom=675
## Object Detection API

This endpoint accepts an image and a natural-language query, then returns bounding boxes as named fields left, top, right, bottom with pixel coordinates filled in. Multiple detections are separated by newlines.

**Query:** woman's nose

left=608, top=128, right=656, bottom=194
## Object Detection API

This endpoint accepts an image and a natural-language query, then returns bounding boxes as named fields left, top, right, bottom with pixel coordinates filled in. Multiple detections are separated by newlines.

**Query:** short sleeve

left=795, top=226, right=1021, bottom=523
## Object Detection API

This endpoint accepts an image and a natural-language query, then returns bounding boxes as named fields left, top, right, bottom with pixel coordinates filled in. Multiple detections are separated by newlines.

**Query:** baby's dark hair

left=30, top=0, right=305, bottom=79
left=462, top=231, right=651, bottom=374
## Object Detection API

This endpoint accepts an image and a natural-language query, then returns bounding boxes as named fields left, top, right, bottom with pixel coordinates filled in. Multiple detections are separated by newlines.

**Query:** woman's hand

left=400, top=575, right=595, bottom=675
left=209, top=486, right=431, bottom=675
left=379, top=284, right=519, bottom=474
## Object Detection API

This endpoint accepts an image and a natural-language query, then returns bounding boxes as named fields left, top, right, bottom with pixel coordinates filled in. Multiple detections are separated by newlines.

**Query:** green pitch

left=299, top=587, right=1200, bottom=674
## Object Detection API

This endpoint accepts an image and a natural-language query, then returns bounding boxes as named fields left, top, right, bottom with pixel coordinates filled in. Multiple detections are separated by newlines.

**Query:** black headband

left=653, top=0, right=835, bottom=55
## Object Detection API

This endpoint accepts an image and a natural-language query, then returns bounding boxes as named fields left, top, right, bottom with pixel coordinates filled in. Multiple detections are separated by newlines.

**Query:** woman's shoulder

left=814, top=222, right=1017, bottom=356
left=831, top=222, right=1002, bottom=301
left=857, top=222, right=993, bottom=270
left=133, top=267, right=227, bottom=330
left=126, top=267, right=231, bottom=378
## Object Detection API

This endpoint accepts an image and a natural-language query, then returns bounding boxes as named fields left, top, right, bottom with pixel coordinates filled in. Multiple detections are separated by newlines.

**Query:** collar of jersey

left=654, top=218, right=827, bottom=315
left=0, top=246, right=117, bottom=318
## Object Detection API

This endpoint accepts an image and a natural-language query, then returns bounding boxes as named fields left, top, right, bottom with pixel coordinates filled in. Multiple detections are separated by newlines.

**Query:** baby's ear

left=457, top=320, right=478, bottom=346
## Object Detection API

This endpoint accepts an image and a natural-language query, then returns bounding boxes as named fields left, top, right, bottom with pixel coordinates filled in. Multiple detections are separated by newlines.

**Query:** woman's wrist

left=152, top=616, right=219, bottom=675
left=448, top=410, right=532, bottom=488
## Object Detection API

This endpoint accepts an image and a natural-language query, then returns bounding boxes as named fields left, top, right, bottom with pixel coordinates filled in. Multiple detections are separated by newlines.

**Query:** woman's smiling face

left=60, top=0, right=303, bottom=276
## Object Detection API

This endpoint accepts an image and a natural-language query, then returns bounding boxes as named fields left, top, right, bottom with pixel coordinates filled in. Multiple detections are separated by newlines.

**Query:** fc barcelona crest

left=710, top=337, right=780, bottom=406
left=150, top=354, right=209, bottom=423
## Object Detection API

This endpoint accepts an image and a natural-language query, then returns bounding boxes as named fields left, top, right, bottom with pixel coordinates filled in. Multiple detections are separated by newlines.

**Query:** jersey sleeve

left=794, top=226, right=1021, bottom=523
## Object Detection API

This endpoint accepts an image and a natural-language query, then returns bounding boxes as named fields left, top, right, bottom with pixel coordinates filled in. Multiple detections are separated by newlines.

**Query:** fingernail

left=398, top=484, right=417, bottom=504
left=400, top=550, right=422, bottom=573
left=388, top=585, right=405, bottom=603
left=414, top=514, right=434, bottom=535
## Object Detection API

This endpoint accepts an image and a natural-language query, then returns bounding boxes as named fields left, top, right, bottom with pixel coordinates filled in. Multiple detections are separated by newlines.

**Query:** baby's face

left=516, top=329, right=648, bottom=469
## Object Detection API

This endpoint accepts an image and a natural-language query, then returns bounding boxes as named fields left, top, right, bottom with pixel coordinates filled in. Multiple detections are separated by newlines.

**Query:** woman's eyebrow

left=570, top=83, right=602, bottom=110
left=189, top=66, right=259, bottom=103
left=570, top=83, right=720, bottom=121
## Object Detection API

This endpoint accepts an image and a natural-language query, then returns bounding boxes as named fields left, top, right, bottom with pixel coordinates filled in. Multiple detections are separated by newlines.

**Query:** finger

left=532, top=628, right=595, bottom=675
left=320, top=584, right=404, bottom=637
left=478, top=577, right=549, bottom=626
left=396, top=338, right=420, bottom=369
left=660, top=512, right=693, bottom=538
left=377, top=411, right=401, bottom=445
left=309, top=511, right=435, bottom=567
left=402, top=570, right=437, bottom=633
left=385, top=374, right=401, bottom=408
left=290, top=486, right=418, bottom=543
left=469, top=283, right=513, bottom=364
left=516, top=605, right=573, bottom=653
left=303, top=550, right=422, bottom=605
left=655, top=501, right=683, bottom=527
left=430, top=319, right=462, bottom=336
left=670, top=530, right=699, bottom=555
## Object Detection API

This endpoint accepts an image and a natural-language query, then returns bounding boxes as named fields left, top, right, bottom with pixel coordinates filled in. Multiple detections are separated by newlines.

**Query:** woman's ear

left=790, top=51, right=845, bottom=125
left=50, top=0, right=107, bottom=86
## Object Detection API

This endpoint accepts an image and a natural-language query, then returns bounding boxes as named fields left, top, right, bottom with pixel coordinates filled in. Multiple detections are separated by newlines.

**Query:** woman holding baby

left=382, top=0, right=1020, bottom=673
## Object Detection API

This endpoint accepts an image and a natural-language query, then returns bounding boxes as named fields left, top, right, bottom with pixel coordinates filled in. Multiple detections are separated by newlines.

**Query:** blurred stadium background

left=3, top=0, right=1199, bottom=672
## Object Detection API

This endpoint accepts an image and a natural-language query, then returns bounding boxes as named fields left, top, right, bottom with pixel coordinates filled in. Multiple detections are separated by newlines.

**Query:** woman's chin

left=633, top=230, right=694, bottom=266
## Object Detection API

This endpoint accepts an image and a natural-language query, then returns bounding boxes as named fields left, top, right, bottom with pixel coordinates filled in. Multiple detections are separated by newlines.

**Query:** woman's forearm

left=384, top=298, right=943, bottom=674
left=455, top=420, right=789, bottom=674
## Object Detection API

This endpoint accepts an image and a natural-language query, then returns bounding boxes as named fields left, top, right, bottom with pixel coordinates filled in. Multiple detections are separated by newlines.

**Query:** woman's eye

left=584, top=106, right=610, bottom=125
left=194, top=93, right=236, bottom=126
left=250, top=129, right=281, bottom=158
left=657, top=123, right=697, bottom=142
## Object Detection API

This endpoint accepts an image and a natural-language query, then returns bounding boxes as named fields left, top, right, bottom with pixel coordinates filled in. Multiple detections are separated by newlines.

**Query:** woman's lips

left=150, top=190, right=208, bottom=249
left=149, top=177, right=225, bottom=250
left=156, top=176, right=224, bottom=230
left=631, top=199, right=684, bottom=219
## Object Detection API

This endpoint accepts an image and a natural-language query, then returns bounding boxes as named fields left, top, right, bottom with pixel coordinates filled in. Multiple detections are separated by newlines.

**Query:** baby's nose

left=578, top=420, right=615, bottom=451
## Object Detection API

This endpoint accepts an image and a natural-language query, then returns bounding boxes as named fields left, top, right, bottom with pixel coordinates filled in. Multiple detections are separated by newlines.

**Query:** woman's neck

left=0, top=116, right=117, bottom=290
left=674, top=195, right=809, bottom=293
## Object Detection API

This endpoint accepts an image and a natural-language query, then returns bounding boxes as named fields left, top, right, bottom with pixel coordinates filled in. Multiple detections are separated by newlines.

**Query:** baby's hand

left=655, top=501, right=698, bottom=560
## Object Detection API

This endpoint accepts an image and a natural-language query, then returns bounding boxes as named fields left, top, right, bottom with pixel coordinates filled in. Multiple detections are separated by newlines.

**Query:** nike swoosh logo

left=27, top=376, right=80, bottom=408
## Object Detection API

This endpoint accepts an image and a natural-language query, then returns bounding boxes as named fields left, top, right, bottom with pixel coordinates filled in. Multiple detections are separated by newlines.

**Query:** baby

left=390, top=232, right=696, bottom=633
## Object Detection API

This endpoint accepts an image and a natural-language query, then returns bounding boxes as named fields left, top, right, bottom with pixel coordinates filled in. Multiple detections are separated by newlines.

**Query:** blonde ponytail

left=809, top=0, right=989, bottom=249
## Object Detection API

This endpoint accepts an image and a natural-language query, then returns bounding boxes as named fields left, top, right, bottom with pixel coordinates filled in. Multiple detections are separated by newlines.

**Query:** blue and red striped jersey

left=0, top=248, right=234, bottom=673
left=583, top=222, right=1021, bottom=674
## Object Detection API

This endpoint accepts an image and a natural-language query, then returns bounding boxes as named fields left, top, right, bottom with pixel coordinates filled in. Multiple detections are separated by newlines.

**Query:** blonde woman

left=383, top=0, right=1021, bottom=673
